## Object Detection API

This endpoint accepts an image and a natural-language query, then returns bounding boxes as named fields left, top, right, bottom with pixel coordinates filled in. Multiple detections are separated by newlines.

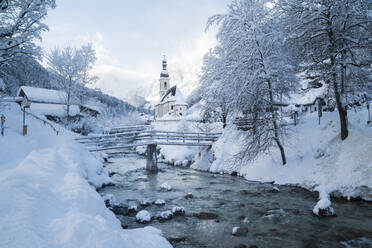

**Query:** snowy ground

left=192, top=107, right=372, bottom=203
left=0, top=102, right=172, bottom=248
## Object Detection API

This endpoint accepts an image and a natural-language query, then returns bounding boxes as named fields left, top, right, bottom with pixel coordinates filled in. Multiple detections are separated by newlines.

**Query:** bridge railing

left=103, top=124, right=152, bottom=134
left=76, top=128, right=222, bottom=152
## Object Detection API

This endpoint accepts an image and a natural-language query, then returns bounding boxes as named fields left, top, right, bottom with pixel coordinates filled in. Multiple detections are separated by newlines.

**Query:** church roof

left=160, top=70, right=169, bottom=78
left=156, top=86, right=187, bottom=106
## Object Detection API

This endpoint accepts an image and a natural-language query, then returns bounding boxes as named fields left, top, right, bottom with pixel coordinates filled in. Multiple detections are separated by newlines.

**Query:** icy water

left=99, top=156, right=372, bottom=248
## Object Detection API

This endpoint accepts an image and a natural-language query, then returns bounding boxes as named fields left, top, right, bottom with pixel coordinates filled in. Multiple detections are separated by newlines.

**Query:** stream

left=99, top=155, right=372, bottom=248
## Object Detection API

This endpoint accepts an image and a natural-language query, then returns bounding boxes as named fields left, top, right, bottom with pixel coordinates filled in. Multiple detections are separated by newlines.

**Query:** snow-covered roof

left=156, top=86, right=187, bottom=106
left=289, top=87, right=326, bottom=105
left=17, top=86, right=68, bottom=104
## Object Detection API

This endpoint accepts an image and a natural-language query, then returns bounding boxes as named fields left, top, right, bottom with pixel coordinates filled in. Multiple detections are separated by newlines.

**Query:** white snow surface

left=30, top=103, right=80, bottom=117
left=0, top=103, right=172, bottom=248
left=192, top=108, right=372, bottom=202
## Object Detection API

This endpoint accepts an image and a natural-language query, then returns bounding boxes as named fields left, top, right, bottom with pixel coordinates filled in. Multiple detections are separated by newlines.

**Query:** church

left=154, top=58, right=188, bottom=119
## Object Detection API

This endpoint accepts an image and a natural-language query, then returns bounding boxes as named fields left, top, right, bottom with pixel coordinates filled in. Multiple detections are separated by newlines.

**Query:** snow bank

left=0, top=103, right=172, bottom=248
left=192, top=107, right=372, bottom=201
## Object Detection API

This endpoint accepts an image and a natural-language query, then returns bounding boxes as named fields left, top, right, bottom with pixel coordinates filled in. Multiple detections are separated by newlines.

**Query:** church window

left=164, top=82, right=167, bottom=88
left=171, top=106, right=174, bottom=110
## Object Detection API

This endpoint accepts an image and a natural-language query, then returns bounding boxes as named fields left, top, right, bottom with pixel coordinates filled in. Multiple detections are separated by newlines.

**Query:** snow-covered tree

left=76, top=43, right=98, bottom=104
left=199, top=49, right=234, bottom=128
left=281, top=0, right=372, bottom=140
left=47, top=44, right=98, bottom=116
left=0, top=0, right=55, bottom=65
left=202, top=0, right=296, bottom=165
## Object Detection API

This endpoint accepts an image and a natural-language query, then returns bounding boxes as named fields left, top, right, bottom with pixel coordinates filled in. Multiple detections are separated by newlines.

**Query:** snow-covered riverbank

left=0, top=103, right=172, bottom=248
left=150, top=107, right=372, bottom=205
left=192, top=108, right=372, bottom=203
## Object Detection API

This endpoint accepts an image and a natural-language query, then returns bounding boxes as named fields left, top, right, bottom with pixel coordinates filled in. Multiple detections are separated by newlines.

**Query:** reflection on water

left=99, top=156, right=372, bottom=248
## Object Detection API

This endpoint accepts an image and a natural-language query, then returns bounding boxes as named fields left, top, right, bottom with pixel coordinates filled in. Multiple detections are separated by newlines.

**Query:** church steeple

left=159, top=56, right=170, bottom=97
left=162, top=56, right=167, bottom=70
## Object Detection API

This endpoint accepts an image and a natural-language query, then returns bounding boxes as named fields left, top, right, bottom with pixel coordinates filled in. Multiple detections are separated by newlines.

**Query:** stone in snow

left=140, top=199, right=152, bottom=206
left=172, top=206, right=185, bottom=216
left=154, top=199, right=166, bottom=206
left=232, top=226, right=248, bottom=236
left=158, top=210, right=173, bottom=221
left=101, top=193, right=117, bottom=207
left=185, top=192, right=193, bottom=199
left=128, top=205, right=138, bottom=213
left=160, top=182, right=172, bottom=191
left=313, top=198, right=336, bottom=217
left=136, top=210, right=152, bottom=223
left=111, top=204, right=129, bottom=216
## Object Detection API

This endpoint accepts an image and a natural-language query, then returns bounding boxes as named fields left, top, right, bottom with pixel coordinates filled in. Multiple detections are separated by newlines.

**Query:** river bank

left=152, top=109, right=372, bottom=205
left=0, top=103, right=172, bottom=248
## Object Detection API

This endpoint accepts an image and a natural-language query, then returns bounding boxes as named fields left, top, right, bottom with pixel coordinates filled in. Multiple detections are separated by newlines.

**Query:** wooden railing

left=25, top=110, right=59, bottom=135
left=75, top=128, right=221, bottom=152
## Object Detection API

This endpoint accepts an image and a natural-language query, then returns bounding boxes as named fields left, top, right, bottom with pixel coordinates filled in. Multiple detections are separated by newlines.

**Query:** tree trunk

left=327, top=14, right=348, bottom=140
left=275, top=138, right=286, bottom=165
left=67, top=78, right=71, bottom=117
left=340, top=52, right=346, bottom=95
left=267, top=79, right=286, bottom=165
left=254, top=36, right=286, bottom=165
left=332, top=59, right=348, bottom=140
left=222, top=114, right=227, bottom=129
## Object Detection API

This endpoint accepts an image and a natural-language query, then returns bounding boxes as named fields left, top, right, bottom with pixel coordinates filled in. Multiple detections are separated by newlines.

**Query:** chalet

left=154, top=58, right=188, bottom=119
left=295, top=97, right=325, bottom=114
left=16, top=86, right=100, bottom=118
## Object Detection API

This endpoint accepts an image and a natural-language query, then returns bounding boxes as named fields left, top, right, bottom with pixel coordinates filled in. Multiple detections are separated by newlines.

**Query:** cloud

left=85, top=29, right=219, bottom=103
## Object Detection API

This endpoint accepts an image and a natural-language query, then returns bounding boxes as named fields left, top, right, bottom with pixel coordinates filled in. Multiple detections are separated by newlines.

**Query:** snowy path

left=0, top=103, right=172, bottom=248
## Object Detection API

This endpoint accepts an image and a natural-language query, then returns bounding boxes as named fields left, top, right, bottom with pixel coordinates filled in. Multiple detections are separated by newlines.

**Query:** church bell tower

left=159, top=56, right=170, bottom=97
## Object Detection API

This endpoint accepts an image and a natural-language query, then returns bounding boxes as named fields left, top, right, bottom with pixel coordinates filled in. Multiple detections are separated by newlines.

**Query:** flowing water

left=99, top=156, right=372, bottom=248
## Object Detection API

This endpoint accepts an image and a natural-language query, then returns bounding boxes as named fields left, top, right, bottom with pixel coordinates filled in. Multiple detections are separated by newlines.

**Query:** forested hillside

left=0, top=55, right=140, bottom=116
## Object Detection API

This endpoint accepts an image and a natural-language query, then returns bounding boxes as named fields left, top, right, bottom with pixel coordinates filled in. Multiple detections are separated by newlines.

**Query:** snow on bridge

left=75, top=125, right=221, bottom=172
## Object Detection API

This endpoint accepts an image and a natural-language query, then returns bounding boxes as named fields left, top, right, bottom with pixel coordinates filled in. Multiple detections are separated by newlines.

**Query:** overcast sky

left=41, top=0, right=230, bottom=101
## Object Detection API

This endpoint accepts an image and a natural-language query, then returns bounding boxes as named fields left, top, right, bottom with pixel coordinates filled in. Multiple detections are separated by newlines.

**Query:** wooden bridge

left=75, top=125, right=221, bottom=172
